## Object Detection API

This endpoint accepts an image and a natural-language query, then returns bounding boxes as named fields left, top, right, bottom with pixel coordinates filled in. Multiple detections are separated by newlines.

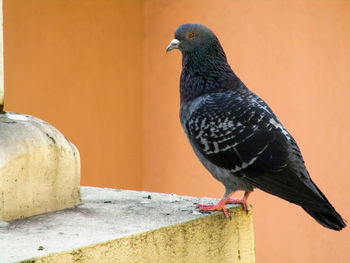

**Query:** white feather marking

left=230, top=156, right=259, bottom=172
left=201, top=138, right=210, bottom=152
left=213, top=142, right=220, bottom=153
left=269, top=118, right=290, bottom=138
left=200, top=118, right=207, bottom=129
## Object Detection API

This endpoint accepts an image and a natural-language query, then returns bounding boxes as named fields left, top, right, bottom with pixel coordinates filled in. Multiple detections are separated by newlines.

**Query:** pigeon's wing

left=185, top=91, right=329, bottom=209
left=186, top=91, right=291, bottom=174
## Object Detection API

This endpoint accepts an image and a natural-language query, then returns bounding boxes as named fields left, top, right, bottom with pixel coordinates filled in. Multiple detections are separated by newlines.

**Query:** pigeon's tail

left=302, top=206, right=346, bottom=231
left=242, top=168, right=346, bottom=231
left=301, top=179, right=346, bottom=231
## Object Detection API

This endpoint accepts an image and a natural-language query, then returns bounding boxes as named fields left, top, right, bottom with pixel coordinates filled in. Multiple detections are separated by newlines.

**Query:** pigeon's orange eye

left=187, top=32, right=194, bottom=38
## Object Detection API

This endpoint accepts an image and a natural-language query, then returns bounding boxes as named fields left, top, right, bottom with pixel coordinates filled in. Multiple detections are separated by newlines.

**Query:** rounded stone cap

left=0, top=112, right=81, bottom=221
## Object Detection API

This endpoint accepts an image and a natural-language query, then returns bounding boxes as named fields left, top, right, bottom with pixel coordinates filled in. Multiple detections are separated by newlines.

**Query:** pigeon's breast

left=180, top=94, right=211, bottom=128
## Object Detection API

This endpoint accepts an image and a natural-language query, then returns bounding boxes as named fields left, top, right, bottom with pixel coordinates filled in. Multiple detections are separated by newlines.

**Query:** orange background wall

left=4, top=0, right=144, bottom=189
left=4, top=0, right=350, bottom=262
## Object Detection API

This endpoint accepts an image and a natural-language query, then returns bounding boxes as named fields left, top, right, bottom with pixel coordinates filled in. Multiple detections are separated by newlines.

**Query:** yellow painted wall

left=4, top=1, right=350, bottom=262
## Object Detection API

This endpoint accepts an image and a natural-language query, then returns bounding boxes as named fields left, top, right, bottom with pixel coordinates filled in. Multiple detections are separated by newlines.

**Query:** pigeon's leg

left=196, top=193, right=234, bottom=218
left=226, top=191, right=251, bottom=214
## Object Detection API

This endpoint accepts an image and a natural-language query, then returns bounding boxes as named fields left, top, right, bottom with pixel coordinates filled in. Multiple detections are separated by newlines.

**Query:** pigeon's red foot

left=196, top=198, right=231, bottom=218
left=196, top=191, right=251, bottom=218
left=226, top=191, right=251, bottom=214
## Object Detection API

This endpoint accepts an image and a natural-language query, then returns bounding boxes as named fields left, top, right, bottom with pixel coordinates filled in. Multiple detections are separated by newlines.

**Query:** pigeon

left=166, top=23, right=346, bottom=231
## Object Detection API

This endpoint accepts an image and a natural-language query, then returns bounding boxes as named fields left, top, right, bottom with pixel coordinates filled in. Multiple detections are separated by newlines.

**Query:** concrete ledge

left=0, top=112, right=81, bottom=221
left=1, top=187, right=255, bottom=263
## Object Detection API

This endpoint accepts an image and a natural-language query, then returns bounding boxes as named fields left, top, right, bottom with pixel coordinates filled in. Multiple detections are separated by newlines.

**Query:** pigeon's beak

left=166, top=39, right=180, bottom=53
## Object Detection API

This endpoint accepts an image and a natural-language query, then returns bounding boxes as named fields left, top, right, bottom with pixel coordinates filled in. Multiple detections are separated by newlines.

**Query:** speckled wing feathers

left=186, top=91, right=290, bottom=174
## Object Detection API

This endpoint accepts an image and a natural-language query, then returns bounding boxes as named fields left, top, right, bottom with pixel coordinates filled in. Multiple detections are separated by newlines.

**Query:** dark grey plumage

left=167, top=23, right=346, bottom=230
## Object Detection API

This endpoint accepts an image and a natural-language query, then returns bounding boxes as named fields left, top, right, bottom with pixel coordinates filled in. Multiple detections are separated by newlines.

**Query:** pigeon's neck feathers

left=180, top=39, right=244, bottom=104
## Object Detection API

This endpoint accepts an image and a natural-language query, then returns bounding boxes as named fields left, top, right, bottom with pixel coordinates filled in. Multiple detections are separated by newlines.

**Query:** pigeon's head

left=166, top=23, right=218, bottom=54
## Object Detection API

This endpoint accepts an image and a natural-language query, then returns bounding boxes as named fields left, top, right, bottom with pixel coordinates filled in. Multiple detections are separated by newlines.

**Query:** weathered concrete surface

left=0, top=187, right=255, bottom=263
left=0, top=112, right=81, bottom=221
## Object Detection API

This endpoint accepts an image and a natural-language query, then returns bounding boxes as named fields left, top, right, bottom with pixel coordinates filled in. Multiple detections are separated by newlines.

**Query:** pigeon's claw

left=196, top=199, right=230, bottom=218
left=226, top=197, right=248, bottom=214
left=226, top=191, right=251, bottom=214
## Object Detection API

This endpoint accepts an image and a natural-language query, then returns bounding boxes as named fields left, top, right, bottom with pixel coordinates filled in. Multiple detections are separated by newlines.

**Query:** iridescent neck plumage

left=180, top=44, right=242, bottom=104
